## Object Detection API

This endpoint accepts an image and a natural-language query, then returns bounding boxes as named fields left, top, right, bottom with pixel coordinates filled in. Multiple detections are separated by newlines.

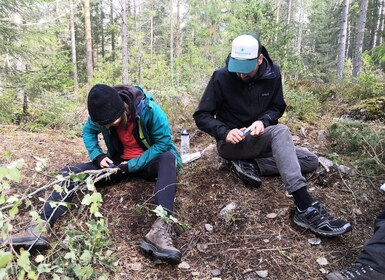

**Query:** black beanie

left=87, top=84, right=125, bottom=125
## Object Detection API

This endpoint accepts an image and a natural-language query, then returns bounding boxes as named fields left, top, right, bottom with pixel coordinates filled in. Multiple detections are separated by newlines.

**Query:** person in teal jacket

left=2, top=84, right=183, bottom=264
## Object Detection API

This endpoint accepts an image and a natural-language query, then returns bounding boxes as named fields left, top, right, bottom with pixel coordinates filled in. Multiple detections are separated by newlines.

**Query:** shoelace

left=159, top=221, right=176, bottom=246
left=307, top=203, right=335, bottom=224
left=340, top=263, right=374, bottom=278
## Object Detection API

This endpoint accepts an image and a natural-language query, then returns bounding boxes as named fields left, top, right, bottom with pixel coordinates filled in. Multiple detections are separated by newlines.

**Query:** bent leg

left=41, top=161, right=128, bottom=226
left=139, top=152, right=177, bottom=214
left=255, top=147, right=319, bottom=176
left=217, top=124, right=307, bottom=194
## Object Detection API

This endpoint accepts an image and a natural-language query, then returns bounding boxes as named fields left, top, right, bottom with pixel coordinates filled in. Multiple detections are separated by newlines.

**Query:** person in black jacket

left=193, top=33, right=352, bottom=237
left=325, top=207, right=385, bottom=279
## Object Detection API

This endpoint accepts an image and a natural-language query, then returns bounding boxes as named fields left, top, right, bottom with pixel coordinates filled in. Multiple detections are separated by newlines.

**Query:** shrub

left=327, top=119, right=385, bottom=176
left=284, top=90, right=320, bottom=122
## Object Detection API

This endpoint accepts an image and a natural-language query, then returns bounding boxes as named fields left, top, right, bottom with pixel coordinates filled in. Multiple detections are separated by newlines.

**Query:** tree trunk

left=169, top=0, right=174, bottom=82
left=297, top=0, right=304, bottom=56
left=376, top=0, right=384, bottom=45
left=150, top=1, right=154, bottom=59
left=83, top=0, right=93, bottom=81
left=287, top=0, right=292, bottom=24
left=274, top=0, right=280, bottom=43
left=353, top=0, right=369, bottom=77
left=70, top=0, right=78, bottom=94
left=175, top=0, right=181, bottom=58
left=110, top=0, right=116, bottom=61
left=101, top=0, right=105, bottom=61
left=121, top=0, right=129, bottom=84
left=337, top=0, right=350, bottom=80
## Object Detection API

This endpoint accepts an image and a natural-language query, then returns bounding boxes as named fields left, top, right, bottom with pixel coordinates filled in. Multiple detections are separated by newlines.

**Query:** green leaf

left=17, top=250, right=31, bottom=272
left=64, top=251, right=76, bottom=260
left=4, top=151, right=11, bottom=160
left=8, top=168, right=21, bottom=182
left=37, top=263, right=51, bottom=274
left=0, top=251, right=13, bottom=268
left=135, top=204, right=143, bottom=214
left=53, top=184, right=63, bottom=193
left=153, top=205, right=168, bottom=219
left=81, top=194, right=92, bottom=205
left=27, top=269, right=38, bottom=280
left=0, top=167, right=7, bottom=178
left=80, top=250, right=92, bottom=265
left=9, top=205, right=20, bottom=217
left=77, top=173, right=87, bottom=180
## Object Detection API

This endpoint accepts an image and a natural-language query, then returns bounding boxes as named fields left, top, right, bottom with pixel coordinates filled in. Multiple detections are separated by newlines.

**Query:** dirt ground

left=1, top=118, right=384, bottom=280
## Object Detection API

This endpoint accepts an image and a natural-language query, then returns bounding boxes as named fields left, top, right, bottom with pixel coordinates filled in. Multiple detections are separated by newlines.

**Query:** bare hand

left=226, top=128, right=246, bottom=144
left=250, top=120, right=265, bottom=136
left=100, top=157, right=114, bottom=168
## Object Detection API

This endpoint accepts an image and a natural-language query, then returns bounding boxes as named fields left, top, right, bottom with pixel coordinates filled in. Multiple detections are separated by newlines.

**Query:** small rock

left=219, top=202, right=237, bottom=219
left=266, top=213, right=277, bottom=219
left=197, top=243, right=208, bottom=252
left=318, top=157, right=334, bottom=169
left=308, top=237, right=322, bottom=245
left=211, top=268, right=221, bottom=276
left=317, top=257, right=329, bottom=266
left=127, top=262, right=142, bottom=271
left=205, top=223, right=213, bottom=232
left=353, top=208, right=363, bottom=215
left=178, top=261, right=191, bottom=270
left=319, top=268, right=328, bottom=274
left=256, top=270, right=269, bottom=278
left=191, top=271, right=200, bottom=276
left=338, top=165, right=354, bottom=175
left=317, top=130, right=326, bottom=141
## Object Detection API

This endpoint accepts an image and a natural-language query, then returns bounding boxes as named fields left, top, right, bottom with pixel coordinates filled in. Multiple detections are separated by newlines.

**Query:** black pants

left=41, top=151, right=177, bottom=226
left=356, top=207, right=385, bottom=274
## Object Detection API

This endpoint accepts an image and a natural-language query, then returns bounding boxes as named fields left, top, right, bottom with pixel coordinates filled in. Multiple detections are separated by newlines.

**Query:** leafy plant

left=284, top=90, right=320, bottom=122
left=0, top=155, right=116, bottom=279
left=327, top=119, right=385, bottom=176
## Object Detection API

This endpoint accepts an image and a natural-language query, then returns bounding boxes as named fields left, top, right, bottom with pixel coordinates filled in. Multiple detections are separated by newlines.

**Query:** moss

left=348, top=96, right=385, bottom=121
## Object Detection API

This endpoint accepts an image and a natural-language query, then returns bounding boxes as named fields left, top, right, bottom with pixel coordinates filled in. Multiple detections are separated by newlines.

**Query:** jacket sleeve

left=82, top=117, right=105, bottom=161
left=258, top=71, right=286, bottom=127
left=126, top=102, right=173, bottom=173
left=193, top=73, right=230, bottom=141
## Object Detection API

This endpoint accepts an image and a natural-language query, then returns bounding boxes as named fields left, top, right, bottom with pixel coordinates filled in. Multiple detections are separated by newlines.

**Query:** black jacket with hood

left=193, top=46, right=286, bottom=141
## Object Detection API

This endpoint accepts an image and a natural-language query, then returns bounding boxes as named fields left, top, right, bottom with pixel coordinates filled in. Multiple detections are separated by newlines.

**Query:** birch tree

left=121, top=0, right=128, bottom=84
left=84, top=0, right=93, bottom=81
left=70, top=0, right=78, bottom=94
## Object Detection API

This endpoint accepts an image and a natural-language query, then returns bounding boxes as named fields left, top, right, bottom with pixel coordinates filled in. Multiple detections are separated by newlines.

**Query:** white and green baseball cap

left=228, top=34, right=261, bottom=74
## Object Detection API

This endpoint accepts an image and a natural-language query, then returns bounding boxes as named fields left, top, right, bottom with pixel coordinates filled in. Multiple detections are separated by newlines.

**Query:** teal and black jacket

left=82, top=85, right=182, bottom=173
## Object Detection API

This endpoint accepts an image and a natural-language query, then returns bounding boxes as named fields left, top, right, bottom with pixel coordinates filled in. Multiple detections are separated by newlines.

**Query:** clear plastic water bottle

left=180, top=129, right=190, bottom=156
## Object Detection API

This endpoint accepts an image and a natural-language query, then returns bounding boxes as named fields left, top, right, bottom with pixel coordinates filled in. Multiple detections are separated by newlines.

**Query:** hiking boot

left=325, top=263, right=385, bottom=280
left=230, top=160, right=261, bottom=187
left=293, top=201, right=352, bottom=237
left=0, top=221, right=50, bottom=251
left=139, top=218, right=181, bottom=264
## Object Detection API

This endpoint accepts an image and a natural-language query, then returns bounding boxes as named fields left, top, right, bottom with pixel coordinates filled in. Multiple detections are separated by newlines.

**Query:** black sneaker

left=230, top=160, right=261, bottom=187
left=293, top=201, right=352, bottom=237
left=325, top=263, right=385, bottom=280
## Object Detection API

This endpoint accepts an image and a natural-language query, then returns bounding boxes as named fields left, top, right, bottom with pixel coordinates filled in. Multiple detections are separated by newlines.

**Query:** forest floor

left=1, top=111, right=385, bottom=280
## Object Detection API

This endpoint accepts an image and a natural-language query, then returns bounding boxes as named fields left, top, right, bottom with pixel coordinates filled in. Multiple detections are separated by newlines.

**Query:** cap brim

left=228, top=57, right=258, bottom=74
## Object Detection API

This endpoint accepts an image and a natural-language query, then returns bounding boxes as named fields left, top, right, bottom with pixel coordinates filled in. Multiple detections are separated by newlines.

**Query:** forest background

left=0, top=0, right=384, bottom=279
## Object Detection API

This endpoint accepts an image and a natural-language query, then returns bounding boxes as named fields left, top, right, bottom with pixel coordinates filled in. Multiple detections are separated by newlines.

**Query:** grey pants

left=217, top=124, right=319, bottom=194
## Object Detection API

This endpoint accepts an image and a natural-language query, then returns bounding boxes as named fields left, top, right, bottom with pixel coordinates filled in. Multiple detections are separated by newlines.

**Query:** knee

left=157, top=151, right=176, bottom=166
left=307, top=153, right=319, bottom=171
